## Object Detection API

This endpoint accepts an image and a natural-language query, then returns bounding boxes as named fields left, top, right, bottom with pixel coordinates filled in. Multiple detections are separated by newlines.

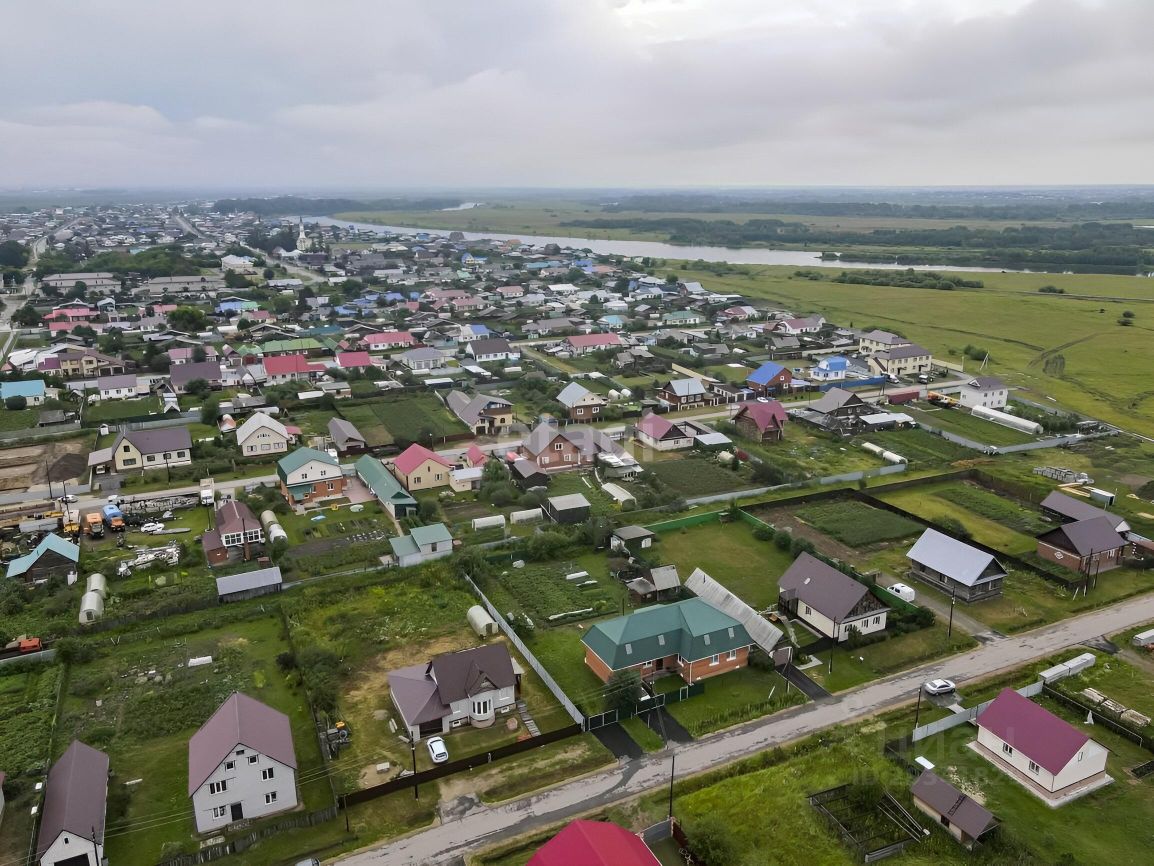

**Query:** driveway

left=780, top=662, right=833, bottom=701
left=337, top=591, right=1154, bottom=865
left=593, top=724, right=643, bottom=761
left=876, top=574, right=1001, bottom=642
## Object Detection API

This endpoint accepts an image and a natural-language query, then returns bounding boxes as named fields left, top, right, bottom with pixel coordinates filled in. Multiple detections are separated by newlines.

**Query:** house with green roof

left=581, top=598, right=753, bottom=685
left=276, top=447, right=346, bottom=506
left=388, top=523, right=454, bottom=568
left=260, top=338, right=324, bottom=357
left=6, top=534, right=79, bottom=583
left=355, top=455, right=417, bottom=518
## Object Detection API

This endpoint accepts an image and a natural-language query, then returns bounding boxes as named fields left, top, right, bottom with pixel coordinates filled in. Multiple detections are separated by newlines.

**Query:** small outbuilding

left=610, top=525, right=655, bottom=553
left=910, top=770, right=997, bottom=849
left=545, top=493, right=592, bottom=525
left=467, top=605, right=498, bottom=638
left=215, top=566, right=284, bottom=603
left=79, top=591, right=104, bottom=625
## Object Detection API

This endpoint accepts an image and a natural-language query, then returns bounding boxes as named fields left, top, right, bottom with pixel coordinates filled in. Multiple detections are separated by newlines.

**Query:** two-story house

left=390, top=443, right=453, bottom=492
left=634, top=412, right=694, bottom=451
left=656, top=378, right=711, bottom=409
left=36, top=740, right=109, bottom=866
left=203, top=501, right=265, bottom=566
left=867, top=344, right=933, bottom=378
left=388, top=522, right=455, bottom=567
left=445, top=391, right=515, bottom=436
left=235, top=412, right=293, bottom=457
left=263, top=355, right=326, bottom=385
left=519, top=421, right=624, bottom=472
left=777, top=553, right=889, bottom=642
left=188, top=693, right=298, bottom=833
left=745, top=361, right=793, bottom=396
left=857, top=329, right=910, bottom=355
left=276, top=447, right=346, bottom=505
left=388, top=644, right=519, bottom=740
left=956, top=376, right=1009, bottom=410
left=92, top=427, right=193, bottom=474
left=556, top=382, right=608, bottom=420
left=733, top=400, right=788, bottom=442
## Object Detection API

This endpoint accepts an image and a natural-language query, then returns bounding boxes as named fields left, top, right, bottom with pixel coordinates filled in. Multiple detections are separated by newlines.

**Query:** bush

left=753, top=527, right=773, bottom=542
left=773, top=529, right=792, bottom=550
left=686, top=814, right=741, bottom=866
left=4, top=395, right=26, bottom=410
left=936, top=515, right=972, bottom=540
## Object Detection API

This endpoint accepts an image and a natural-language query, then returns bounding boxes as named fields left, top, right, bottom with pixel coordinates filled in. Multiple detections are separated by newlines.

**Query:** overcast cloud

left=0, top=0, right=1150, bottom=189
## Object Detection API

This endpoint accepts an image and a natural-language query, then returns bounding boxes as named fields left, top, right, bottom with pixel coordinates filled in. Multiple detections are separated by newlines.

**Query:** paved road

left=337, top=592, right=1154, bottom=865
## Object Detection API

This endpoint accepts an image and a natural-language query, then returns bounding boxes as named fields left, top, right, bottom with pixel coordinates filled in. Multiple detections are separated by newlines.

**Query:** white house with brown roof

left=235, top=412, right=292, bottom=457
left=36, top=741, right=109, bottom=866
left=188, top=692, right=298, bottom=833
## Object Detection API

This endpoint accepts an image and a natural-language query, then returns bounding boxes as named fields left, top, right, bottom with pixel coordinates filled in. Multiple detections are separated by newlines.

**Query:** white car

left=140, top=522, right=165, bottom=533
left=923, top=679, right=956, bottom=696
left=58, top=494, right=78, bottom=503
left=426, top=736, right=449, bottom=764
left=888, top=583, right=916, bottom=603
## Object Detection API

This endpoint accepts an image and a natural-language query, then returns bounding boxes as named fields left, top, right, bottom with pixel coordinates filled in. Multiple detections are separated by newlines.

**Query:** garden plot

left=642, top=455, right=754, bottom=496
left=866, top=428, right=978, bottom=466
left=483, top=556, right=626, bottom=626
left=334, top=404, right=395, bottom=447
left=794, top=500, right=922, bottom=548
left=56, top=615, right=329, bottom=866
left=343, top=395, right=467, bottom=444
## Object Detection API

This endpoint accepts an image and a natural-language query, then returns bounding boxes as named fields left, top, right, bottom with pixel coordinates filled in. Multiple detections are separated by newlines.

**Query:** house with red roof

left=527, top=819, right=660, bottom=866
left=733, top=400, right=788, bottom=442
left=390, top=443, right=453, bottom=492
left=462, top=444, right=489, bottom=468
left=563, top=333, right=623, bottom=356
left=362, top=331, right=416, bottom=351
left=975, top=688, right=1110, bottom=802
left=634, top=412, right=693, bottom=451
left=263, top=354, right=326, bottom=385
left=336, top=351, right=375, bottom=370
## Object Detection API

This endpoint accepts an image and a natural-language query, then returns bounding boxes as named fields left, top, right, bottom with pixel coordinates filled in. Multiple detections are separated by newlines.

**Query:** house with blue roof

left=810, top=355, right=849, bottom=382
left=6, top=535, right=79, bottom=583
left=0, top=379, right=47, bottom=405
left=746, top=360, right=794, bottom=396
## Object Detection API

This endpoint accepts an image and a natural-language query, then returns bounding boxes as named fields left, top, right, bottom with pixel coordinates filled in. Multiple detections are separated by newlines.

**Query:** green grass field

left=0, top=406, right=44, bottom=429
left=367, top=395, right=466, bottom=443
left=665, top=666, right=804, bottom=736
left=649, top=520, right=795, bottom=609
left=865, top=428, right=979, bottom=466
left=643, top=455, right=753, bottom=496
left=795, top=500, right=923, bottom=547
left=335, top=404, right=396, bottom=447
left=902, top=403, right=1037, bottom=446
left=482, top=555, right=626, bottom=626
left=83, top=397, right=160, bottom=423
left=874, top=485, right=1038, bottom=554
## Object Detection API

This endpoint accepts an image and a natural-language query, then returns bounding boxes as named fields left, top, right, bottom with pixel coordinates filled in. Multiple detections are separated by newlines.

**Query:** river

left=303, top=216, right=1028, bottom=273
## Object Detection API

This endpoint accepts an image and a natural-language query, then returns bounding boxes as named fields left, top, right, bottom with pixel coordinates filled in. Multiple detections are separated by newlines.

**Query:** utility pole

left=947, top=589, right=956, bottom=639
left=667, top=750, right=676, bottom=819
left=411, top=739, right=419, bottom=801
left=913, top=687, right=924, bottom=730
left=90, top=825, right=100, bottom=866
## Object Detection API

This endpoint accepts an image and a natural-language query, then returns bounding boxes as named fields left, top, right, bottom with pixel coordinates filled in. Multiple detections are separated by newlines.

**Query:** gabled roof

left=355, top=455, right=418, bottom=505
left=37, top=741, right=109, bottom=856
left=388, top=663, right=448, bottom=725
left=120, top=426, right=192, bottom=455
left=429, top=644, right=516, bottom=703
left=777, top=553, right=881, bottom=623
left=188, top=692, right=297, bottom=795
left=581, top=598, right=749, bottom=671
left=685, top=568, right=783, bottom=653
left=906, top=528, right=1007, bottom=587
left=664, top=378, right=706, bottom=397
left=747, top=361, right=787, bottom=385
left=169, top=361, right=223, bottom=387
left=528, top=820, right=660, bottom=866
left=877, top=343, right=930, bottom=360
left=734, top=400, right=787, bottom=432
left=556, top=381, right=599, bottom=408
left=522, top=422, right=621, bottom=459
left=277, top=446, right=338, bottom=477
left=446, top=390, right=512, bottom=426
left=6, top=534, right=80, bottom=578
left=215, top=566, right=282, bottom=597
left=215, top=500, right=260, bottom=537
left=1037, top=516, right=1126, bottom=556
left=613, top=525, right=655, bottom=542
left=911, top=771, right=996, bottom=840
left=264, top=354, right=324, bottom=376
left=564, top=333, right=623, bottom=348
left=811, top=387, right=866, bottom=414
left=235, top=411, right=289, bottom=444
left=409, top=522, right=453, bottom=547
left=1039, top=491, right=1128, bottom=531
left=977, top=688, right=1090, bottom=775
left=393, top=443, right=451, bottom=476
left=636, top=412, right=682, bottom=441
left=328, top=417, right=366, bottom=450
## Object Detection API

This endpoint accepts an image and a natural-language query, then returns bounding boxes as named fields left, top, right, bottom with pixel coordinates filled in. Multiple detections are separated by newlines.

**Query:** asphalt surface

left=337, top=591, right=1154, bottom=865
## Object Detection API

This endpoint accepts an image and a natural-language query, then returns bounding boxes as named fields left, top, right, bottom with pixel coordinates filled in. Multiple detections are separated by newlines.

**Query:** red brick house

left=519, top=421, right=622, bottom=471
left=1036, top=516, right=1127, bottom=574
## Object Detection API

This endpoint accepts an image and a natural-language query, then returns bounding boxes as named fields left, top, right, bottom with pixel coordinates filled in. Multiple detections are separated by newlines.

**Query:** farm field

left=865, top=427, right=981, bottom=466
left=901, top=403, right=1038, bottom=446
left=642, top=454, right=753, bottom=496
left=873, top=484, right=1039, bottom=555
left=794, top=499, right=922, bottom=547
left=54, top=614, right=331, bottom=866
left=648, top=519, right=794, bottom=609
left=678, top=263, right=1154, bottom=431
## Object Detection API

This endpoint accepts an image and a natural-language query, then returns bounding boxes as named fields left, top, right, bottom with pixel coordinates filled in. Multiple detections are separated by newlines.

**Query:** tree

left=262, top=267, right=275, bottom=280
left=201, top=396, right=220, bottom=426
left=272, top=296, right=293, bottom=315
left=167, top=306, right=207, bottom=333
left=72, top=325, right=97, bottom=345
left=223, top=269, right=253, bottom=289
left=184, top=378, right=211, bottom=398
left=605, top=669, right=641, bottom=716
left=5, top=396, right=26, bottom=411
left=11, top=305, right=42, bottom=327
left=192, top=345, right=207, bottom=363
left=0, top=240, right=29, bottom=269
left=685, top=815, right=741, bottom=866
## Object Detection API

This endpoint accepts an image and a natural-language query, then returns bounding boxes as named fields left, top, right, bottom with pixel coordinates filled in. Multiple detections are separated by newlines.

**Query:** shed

left=1132, top=627, right=1154, bottom=648
left=215, top=566, right=284, bottom=603
left=467, top=605, right=498, bottom=638
left=544, top=493, right=592, bottom=525
left=910, top=770, right=997, bottom=849
left=611, top=525, right=655, bottom=553
left=79, top=590, right=104, bottom=625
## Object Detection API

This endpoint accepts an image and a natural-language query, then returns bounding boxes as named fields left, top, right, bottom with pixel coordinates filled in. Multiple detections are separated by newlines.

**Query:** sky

left=1, top=0, right=1151, bottom=190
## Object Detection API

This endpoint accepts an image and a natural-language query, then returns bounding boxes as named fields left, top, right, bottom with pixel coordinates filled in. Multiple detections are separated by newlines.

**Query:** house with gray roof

left=906, top=528, right=1007, bottom=602
left=389, top=523, right=454, bottom=567
left=685, top=568, right=783, bottom=653
left=445, top=390, right=514, bottom=435
left=1040, top=491, right=1129, bottom=533
left=388, top=644, right=519, bottom=740
left=581, top=598, right=754, bottom=684
left=36, top=740, right=109, bottom=866
left=555, top=381, right=608, bottom=420
left=626, top=565, right=682, bottom=602
left=911, top=770, right=998, bottom=849
left=90, top=426, right=192, bottom=474
left=544, top=493, right=591, bottom=524
left=188, top=692, right=298, bottom=833
left=777, top=553, right=888, bottom=642
left=328, top=417, right=367, bottom=455
left=1036, top=516, right=1128, bottom=574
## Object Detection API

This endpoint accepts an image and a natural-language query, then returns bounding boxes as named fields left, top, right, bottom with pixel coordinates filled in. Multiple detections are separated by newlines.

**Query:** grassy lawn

left=737, top=423, right=887, bottom=479
left=524, top=624, right=611, bottom=715
left=642, top=454, right=753, bottom=496
left=666, top=666, right=804, bottom=736
left=0, top=406, right=43, bottom=429
left=806, top=623, right=978, bottom=692
left=475, top=734, right=615, bottom=803
left=795, top=499, right=923, bottom=547
left=545, top=471, right=619, bottom=516
left=1051, top=648, right=1154, bottom=719
left=621, top=715, right=666, bottom=752
left=874, top=485, right=1039, bottom=555
left=58, top=615, right=331, bottom=866
left=650, top=520, right=794, bottom=609
left=344, top=395, right=467, bottom=444
left=83, top=396, right=161, bottom=422
left=902, top=402, right=1038, bottom=446
left=930, top=481, right=1051, bottom=534
left=334, top=404, right=395, bottom=447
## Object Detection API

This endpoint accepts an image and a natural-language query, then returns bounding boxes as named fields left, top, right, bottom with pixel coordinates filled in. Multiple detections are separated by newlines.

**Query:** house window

left=728, top=649, right=738, bottom=661
left=803, top=604, right=812, bottom=615
left=209, top=780, right=227, bottom=794
left=224, top=761, right=235, bottom=770
left=540, top=457, right=550, bottom=466
left=212, top=806, right=228, bottom=819
left=564, top=454, right=572, bottom=462
left=248, top=755, right=259, bottom=765
left=710, top=654, right=720, bottom=666
left=1002, top=743, right=1014, bottom=757
left=265, top=792, right=278, bottom=805
left=163, top=452, right=171, bottom=460
left=235, top=749, right=245, bottom=755
left=327, top=481, right=335, bottom=491
left=872, top=616, right=880, bottom=625
left=122, top=458, right=137, bottom=466
left=122, top=445, right=131, bottom=453
left=1028, top=760, right=1040, bottom=774
left=146, top=455, right=156, bottom=462
left=554, top=443, right=564, bottom=451
left=262, top=767, right=275, bottom=780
